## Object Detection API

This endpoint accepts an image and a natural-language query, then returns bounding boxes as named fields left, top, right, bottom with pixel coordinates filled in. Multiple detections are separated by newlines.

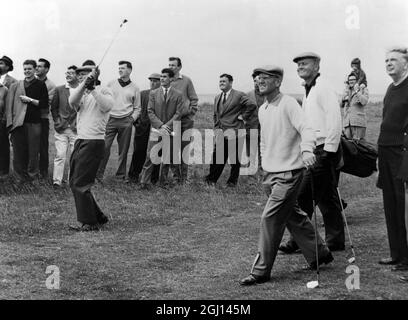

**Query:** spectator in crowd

left=0, top=55, right=17, bottom=177
left=377, top=47, right=408, bottom=277
left=36, top=58, right=56, bottom=179
left=68, top=60, right=114, bottom=231
left=341, top=73, right=369, bottom=140
left=5, top=59, right=48, bottom=182
left=51, top=65, right=79, bottom=187
left=350, top=57, right=367, bottom=87
left=96, top=61, right=141, bottom=182
left=168, top=57, right=198, bottom=183
left=128, top=73, right=161, bottom=183
left=239, top=65, right=333, bottom=286
left=279, top=52, right=345, bottom=254
left=205, top=74, right=256, bottom=187
left=139, top=68, right=184, bottom=189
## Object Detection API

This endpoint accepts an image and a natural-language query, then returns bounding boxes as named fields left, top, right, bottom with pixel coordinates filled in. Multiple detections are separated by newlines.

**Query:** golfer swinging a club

left=68, top=60, right=114, bottom=231
left=239, top=65, right=333, bottom=286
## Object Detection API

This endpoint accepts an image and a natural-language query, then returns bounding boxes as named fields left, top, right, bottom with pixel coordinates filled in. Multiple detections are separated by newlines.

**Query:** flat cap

left=293, top=52, right=321, bottom=63
left=148, top=73, right=161, bottom=80
left=76, top=60, right=97, bottom=73
left=252, top=65, right=284, bottom=78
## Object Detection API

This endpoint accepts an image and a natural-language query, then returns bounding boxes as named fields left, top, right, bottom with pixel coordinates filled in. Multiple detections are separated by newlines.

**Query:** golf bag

left=340, top=135, right=378, bottom=178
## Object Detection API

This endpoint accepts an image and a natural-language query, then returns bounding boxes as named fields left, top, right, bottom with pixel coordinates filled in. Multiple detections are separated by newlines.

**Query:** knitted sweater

left=107, top=79, right=141, bottom=119
left=378, top=75, right=408, bottom=146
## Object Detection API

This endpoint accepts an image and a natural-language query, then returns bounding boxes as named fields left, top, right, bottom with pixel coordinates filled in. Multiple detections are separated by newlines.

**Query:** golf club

left=97, top=19, right=128, bottom=68
left=336, top=186, right=356, bottom=264
left=307, top=171, right=320, bottom=289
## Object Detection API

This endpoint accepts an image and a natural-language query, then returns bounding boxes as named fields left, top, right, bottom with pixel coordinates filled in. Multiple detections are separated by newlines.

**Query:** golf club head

left=348, top=256, right=356, bottom=264
left=306, top=280, right=319, bottom=289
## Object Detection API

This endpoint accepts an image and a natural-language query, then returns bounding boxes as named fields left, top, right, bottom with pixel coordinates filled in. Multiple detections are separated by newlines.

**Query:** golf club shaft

left=97, top=23, right=125, bottom=67
left=336, top=187, right=356, bottom=258
left=310, top=171, right=319, bottom=282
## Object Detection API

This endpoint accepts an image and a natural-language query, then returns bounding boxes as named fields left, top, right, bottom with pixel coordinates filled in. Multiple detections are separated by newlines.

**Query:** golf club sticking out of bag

left=336, top=186, right=356, bottom=264
left=307, top=171, right=320, bottom=289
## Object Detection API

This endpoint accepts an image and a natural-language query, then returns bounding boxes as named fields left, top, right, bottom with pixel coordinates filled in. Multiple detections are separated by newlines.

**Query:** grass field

left=1, top=98, right=407, bottom=300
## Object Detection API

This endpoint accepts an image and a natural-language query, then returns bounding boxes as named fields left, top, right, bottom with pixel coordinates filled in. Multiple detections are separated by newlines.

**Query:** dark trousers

left=378, top=146, right=408, bottom=263
left=0, top=120, right=10, bottom=175
left=97, top=116, right=134, bottom=179
left=39, top=118, right=49, bottom=177
left=140, top=135, right=181, bottom=185
left=206, top=136, right=244, bottom=185
left=286, top=145, right=345, bottom=247
left=128, top=127, right=160, bottom=182
left=180, top=123, right=194, bottom=182
left=251, top=170, right=330, bottom=277
left=69, top=139, right=107, bottom=225
left=10, top=123, right=41, bottom=181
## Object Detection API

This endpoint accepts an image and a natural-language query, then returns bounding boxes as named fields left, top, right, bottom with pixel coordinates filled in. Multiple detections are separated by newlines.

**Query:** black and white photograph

left=1, top=0, right=408, bottom=306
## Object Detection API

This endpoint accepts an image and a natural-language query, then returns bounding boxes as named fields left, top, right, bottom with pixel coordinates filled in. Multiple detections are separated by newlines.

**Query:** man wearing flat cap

left=240, top=65, right=333, bottom=286
left=279, top=52, right=345, bottom=254
left=128, top=73, right=161, bottom=183
left=0, top=55, right=17, bottom=177
left=68, top=60, right=114, bottom=231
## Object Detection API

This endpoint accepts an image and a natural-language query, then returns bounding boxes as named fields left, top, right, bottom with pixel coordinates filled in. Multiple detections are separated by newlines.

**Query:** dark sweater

left=378, top=75, right=408, bottom=146
left=23, top=78, right=48, bottom=123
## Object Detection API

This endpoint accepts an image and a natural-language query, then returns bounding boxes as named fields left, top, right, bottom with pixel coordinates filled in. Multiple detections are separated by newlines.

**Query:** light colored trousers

left=53, top=128, right=77, bottom=185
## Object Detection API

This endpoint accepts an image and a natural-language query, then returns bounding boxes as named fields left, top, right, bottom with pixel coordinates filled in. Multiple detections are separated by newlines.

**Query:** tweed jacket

left=2, top=74, right=17, bottom=90
left=148, top=87, right=185, bottom=130
left=51, top=85, right=77, bottom=133
left=341, top=86, right=369, bottom=128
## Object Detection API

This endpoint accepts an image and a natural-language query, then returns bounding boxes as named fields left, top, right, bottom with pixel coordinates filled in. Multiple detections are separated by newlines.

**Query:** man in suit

left=377, top=47, right=408, bottom=277
left=0, top=55, right=17, bottom=177
left=239, top=65, right=333, bottom=286
left=36, top=58, right=56, bottom=179
left=205, top=74, right=257, bottom=187
left=5, top=59, right=49, bottom=182
left=97, top=61, right=141, bottom=181
left=139, top=68, right=184, bottom=189
left=128, top=73, right=161, bottom=183
left=51, top=65, right=79, bottom=187
left=279, top=52, right=345, bottom=254
left=168, top=57, right=199, bottom=183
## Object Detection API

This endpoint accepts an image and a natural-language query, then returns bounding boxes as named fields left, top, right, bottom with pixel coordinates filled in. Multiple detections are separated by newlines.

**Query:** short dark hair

left=67, top=65, right=78, bottom=71
left=119, top=60, right=132, bottom=69
left=161, top=68, right=175, bottom=78
left=220, top=73, right=233, bottom=82
left=23, top=59, right=37, bottom=68
left=38, top=58, right=51, bottom=69
left=169, top=57, right=182, bottom=67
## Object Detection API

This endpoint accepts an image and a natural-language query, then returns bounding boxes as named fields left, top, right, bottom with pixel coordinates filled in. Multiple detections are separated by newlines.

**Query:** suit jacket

left=5, top=81, right=27, bottom=131
left=51, top=85, right=77, bottom=133
left=3, top=74, right=17, bottom=90
left=341, top=86, right=369, bottom=127
left=0, top=84, right=8, bottom=122
left=246, top=89, right=263, bottom=129
left=148, top=87, right=184, bottom=130
left=134, top=89, right=151, bottom=136
left=213, top=89, right=257, bottom=132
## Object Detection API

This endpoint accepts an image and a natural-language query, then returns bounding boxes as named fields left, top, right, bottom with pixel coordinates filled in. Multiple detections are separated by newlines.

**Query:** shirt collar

left=162, top=86, right=171, bottom=94
left=222, top=88, right=232, bottom=98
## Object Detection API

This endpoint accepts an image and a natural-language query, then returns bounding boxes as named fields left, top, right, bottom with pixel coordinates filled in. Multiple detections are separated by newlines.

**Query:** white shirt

left=301, top=77, right=342, bottom=152
left=259, top=94, right=315, bottom=173
left=220, top=89, right=232, bottom=102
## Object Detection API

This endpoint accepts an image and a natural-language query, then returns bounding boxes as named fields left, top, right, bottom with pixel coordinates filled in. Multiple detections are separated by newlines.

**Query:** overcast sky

left=2, top=0, right=408, bottom=95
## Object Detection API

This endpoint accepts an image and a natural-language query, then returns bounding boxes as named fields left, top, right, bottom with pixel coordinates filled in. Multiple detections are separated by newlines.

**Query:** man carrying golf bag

left=239, top=66, right=333, bottom=286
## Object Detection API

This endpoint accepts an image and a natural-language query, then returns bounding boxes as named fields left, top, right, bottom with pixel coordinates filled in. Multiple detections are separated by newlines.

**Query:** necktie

left=222, top=92, right=227, bottom=104
left=164, top=88, right=168, bottom=102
